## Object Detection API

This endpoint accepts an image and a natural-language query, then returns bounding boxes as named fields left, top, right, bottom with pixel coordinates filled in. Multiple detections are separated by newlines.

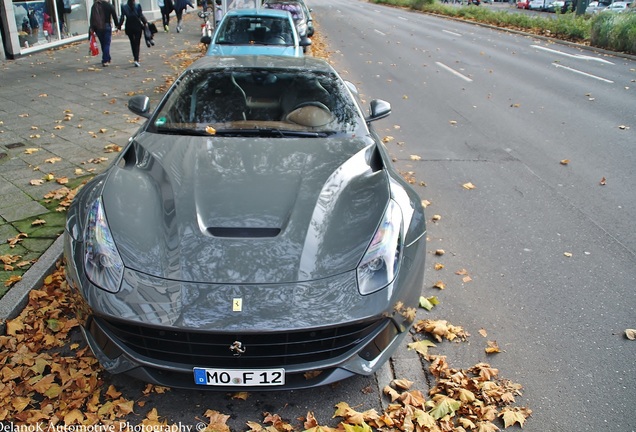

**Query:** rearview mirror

left=300, top=37, right=312, bottom=47
left=200, top=35, right=212, bottom=45
left=128, top=95, right=151, bottom=118
left=366, top=99, right=391, bottom=123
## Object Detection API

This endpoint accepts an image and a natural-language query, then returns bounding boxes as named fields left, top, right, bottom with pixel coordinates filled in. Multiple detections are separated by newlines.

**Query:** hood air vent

left=207, top=227, right=281, bottom=238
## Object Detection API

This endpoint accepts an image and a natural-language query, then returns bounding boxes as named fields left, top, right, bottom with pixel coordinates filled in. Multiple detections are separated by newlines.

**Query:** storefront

left=0, top=0, right=158, bottom=59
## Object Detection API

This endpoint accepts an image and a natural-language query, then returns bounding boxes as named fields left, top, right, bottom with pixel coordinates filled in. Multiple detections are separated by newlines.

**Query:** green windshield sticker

left=155, top=117, right=167, bottom=126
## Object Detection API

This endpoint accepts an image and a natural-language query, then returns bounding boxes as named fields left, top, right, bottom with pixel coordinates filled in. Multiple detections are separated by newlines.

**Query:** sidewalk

left=0, top=10, right=205, bottom=332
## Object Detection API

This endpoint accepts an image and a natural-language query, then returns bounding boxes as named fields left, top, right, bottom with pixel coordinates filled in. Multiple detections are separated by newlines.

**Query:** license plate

left=193, top=367, right=285, bottom=386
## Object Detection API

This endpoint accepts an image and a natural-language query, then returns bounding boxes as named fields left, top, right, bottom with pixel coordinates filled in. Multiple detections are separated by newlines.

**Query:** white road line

left=531, top=45, right=615, bottom=65
left=375, top=29, right=387, bottom=36
left=553, top=64, right=615, bottom=83
left=443, top=30, right=462, bottom=37
left=436, top=62, right=473, bottom=82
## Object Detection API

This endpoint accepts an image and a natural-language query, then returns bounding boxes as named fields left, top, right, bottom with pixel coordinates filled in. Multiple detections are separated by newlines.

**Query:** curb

left=0, top=234, right=64, bottom=335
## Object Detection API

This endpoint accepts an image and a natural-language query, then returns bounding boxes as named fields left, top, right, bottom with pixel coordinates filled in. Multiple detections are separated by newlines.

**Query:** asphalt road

left=317, top=0, right=635, bottom=430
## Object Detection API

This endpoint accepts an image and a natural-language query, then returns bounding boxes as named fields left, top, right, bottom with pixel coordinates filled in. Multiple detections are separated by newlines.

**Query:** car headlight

left=357, top=200, right=403, bottom=295
left=84, top=197, right=124, bottom=293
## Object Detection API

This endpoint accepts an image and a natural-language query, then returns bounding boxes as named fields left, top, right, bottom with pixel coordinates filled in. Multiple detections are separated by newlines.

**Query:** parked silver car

left=63, top=55, right=427, bottom=391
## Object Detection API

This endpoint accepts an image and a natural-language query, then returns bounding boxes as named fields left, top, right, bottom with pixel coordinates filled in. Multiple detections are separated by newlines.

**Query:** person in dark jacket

left=118, top=0, right=147, bottom=67
left=173, top=0, right=194, bottom=33
left=89, top=0, right=119, bottom=67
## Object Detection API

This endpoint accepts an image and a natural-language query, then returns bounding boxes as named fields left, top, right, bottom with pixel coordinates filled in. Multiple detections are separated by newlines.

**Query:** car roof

left=223, top=8, right=293, bottom=18
left=188, top=55, right=337, bottom=74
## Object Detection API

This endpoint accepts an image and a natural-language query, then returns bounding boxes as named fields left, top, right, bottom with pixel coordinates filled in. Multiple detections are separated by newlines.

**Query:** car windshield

left=214, top=16, right=295, bottom=46
left=148, top=68, right=367, bottom=137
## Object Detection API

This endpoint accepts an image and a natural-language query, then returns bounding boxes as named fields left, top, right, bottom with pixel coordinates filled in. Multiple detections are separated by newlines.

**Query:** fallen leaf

left=45, top=157, right=62, bottom=164
left=462, top=182, right=476, bottom=190
left=478, top=328, right=488, bottom=337
left=421, top=199, right=431, bottom=208
left=560, top=159, right=569, bottom=165
left=435, top=249, right=445, bottom=256
left=564, top=252, right=572, bottom=257
left=432, top=214, right=441, bottom=222
left=485, top=340, right=501, bottom=354
left=434, top=263, right=444, bottom=270
left=24, top=148, right=40, bottom=154
left=407, top=339, right=436, bottom=356
left=433, top=280, right=446, bottom=290
left=410, top=155, right=422, bottom=161
left=600, top=177, right=606, bottom=186
left=625, top=329, right=636, bottom=340
left=31, top=219, right=46, bottom=226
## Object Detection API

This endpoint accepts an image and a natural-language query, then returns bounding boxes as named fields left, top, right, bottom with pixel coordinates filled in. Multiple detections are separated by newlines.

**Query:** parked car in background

left=528, top=0, right=549, bottom=10
left=517, top=0, right=530, bottom=9
left=262, top=0, right=310, bottom=41
left=585, top=0, right=610, bottom=13
left=546, top=0, right=573, bottom=12
left=63, top=54, right=427, bottom=391
left=202, top=8, right=310, bottom=57
left=603, top=1, right=631, bottom=12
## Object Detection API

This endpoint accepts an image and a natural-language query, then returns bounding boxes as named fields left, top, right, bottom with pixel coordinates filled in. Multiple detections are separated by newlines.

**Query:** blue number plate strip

left=193, top=367, right=286, bottom=386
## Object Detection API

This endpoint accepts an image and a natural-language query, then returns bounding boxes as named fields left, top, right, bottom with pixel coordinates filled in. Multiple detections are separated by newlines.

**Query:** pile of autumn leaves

left=0, top=263, right=530, bottom=429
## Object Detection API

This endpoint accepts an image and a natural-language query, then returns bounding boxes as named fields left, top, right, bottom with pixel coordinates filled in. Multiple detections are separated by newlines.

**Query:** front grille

left=97, top=317, right=390, bottom=368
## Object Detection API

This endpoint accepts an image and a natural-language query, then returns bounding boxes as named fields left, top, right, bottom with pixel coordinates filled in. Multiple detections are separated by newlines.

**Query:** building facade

left=0, top=0, right=159, bottom=59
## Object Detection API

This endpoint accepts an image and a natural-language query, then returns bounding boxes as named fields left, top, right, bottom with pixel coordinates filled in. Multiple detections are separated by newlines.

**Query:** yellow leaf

left=434, top=263, right=444, bottom=270
left=391, top=378, right=414, bottom=390
left=421, top=199, right=431, bottom=208
left=478, top=328, right=488, bottom=337
left=433, top=280, right=445, bottom=290
left=24, top=148, right=40, bottom=154
left=45, top=157, right=62, bottom=164
left=564, top=252, right=573, bottom=257
left=12, top=397, right=31, bottom=412
left=231, top=391, right=250, bottom=400
left=485, top=340, right=501, bottom=354
left=462, top=182, right=476, bottom=190
left=32, top=219, right=46, bottom=226
left=435, top=249, right=445, bottom=256
left=64, top=409, right=85, bottom=425
left=30, top=179, right=44, bottom=186
left=206, top=126, right=217, bottom=135
left=407, top=339, right=436, bottom=356
left=431, top=214, right=441, bottom=222
left=560, top=159, right=570, bottom=165
left=410, top=155, right=422, bottom=161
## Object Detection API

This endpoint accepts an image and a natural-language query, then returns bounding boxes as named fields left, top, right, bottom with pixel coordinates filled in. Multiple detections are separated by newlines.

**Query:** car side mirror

left=366, top=99, right=391, bottom=123
left=201, top=35, right=212, bottom=45
left=128, top=95, right=151, bottom=118
left=300, top=37, right=312, bottom=47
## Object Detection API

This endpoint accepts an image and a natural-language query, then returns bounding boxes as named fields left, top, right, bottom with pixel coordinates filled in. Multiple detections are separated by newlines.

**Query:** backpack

left=90, top=1, right=106, bottom=32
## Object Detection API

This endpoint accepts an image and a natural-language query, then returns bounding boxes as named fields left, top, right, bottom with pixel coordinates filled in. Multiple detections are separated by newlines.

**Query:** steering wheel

left=291, top=101, right=330, bottom=112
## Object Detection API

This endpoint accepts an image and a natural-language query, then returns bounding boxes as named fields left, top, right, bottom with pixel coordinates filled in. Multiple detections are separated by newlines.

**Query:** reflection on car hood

left=102, top=133, right=390, bottom=285
left=207, top=44, right=302, bottom=57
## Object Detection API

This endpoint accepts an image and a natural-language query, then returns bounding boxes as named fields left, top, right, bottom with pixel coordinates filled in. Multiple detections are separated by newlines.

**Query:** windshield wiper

left=155, top=127, right=213, bottom=136
left=213, top=128, right=332, bottom=138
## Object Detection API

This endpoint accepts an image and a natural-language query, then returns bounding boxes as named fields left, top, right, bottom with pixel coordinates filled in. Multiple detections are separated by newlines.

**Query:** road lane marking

left=531, top=45, right=615, bottom=65
left=443, top=30, right=462, bottom=37
left=553, top=64, right=614, bottom=83
left=436, top=62, right=473, bottom=82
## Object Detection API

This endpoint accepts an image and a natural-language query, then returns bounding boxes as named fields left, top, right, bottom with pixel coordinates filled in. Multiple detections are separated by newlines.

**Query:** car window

left=149, top=69, right=367, bottom=136
left=215, top=16, right=294, bottom=45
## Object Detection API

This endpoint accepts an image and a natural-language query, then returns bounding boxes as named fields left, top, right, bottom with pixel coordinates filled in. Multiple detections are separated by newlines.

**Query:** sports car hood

left=206, top=44, right=303, bottom=58
left=102, top=133, right=390, bottom=284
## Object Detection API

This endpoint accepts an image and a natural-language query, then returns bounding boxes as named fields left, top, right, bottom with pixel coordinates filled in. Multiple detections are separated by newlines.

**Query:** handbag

left=89, top=32, right=99, bottom=56
left=148, top=22, right=158, bottom=34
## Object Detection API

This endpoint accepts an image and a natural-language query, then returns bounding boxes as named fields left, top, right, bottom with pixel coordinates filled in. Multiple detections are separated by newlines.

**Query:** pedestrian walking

left=158, top=0, right=174, bottom=32
left=174, top=0, right=194, bottom=33
left=118, top=0, right=147, bottom=67
left=89, top=0, right=119, bottom=67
